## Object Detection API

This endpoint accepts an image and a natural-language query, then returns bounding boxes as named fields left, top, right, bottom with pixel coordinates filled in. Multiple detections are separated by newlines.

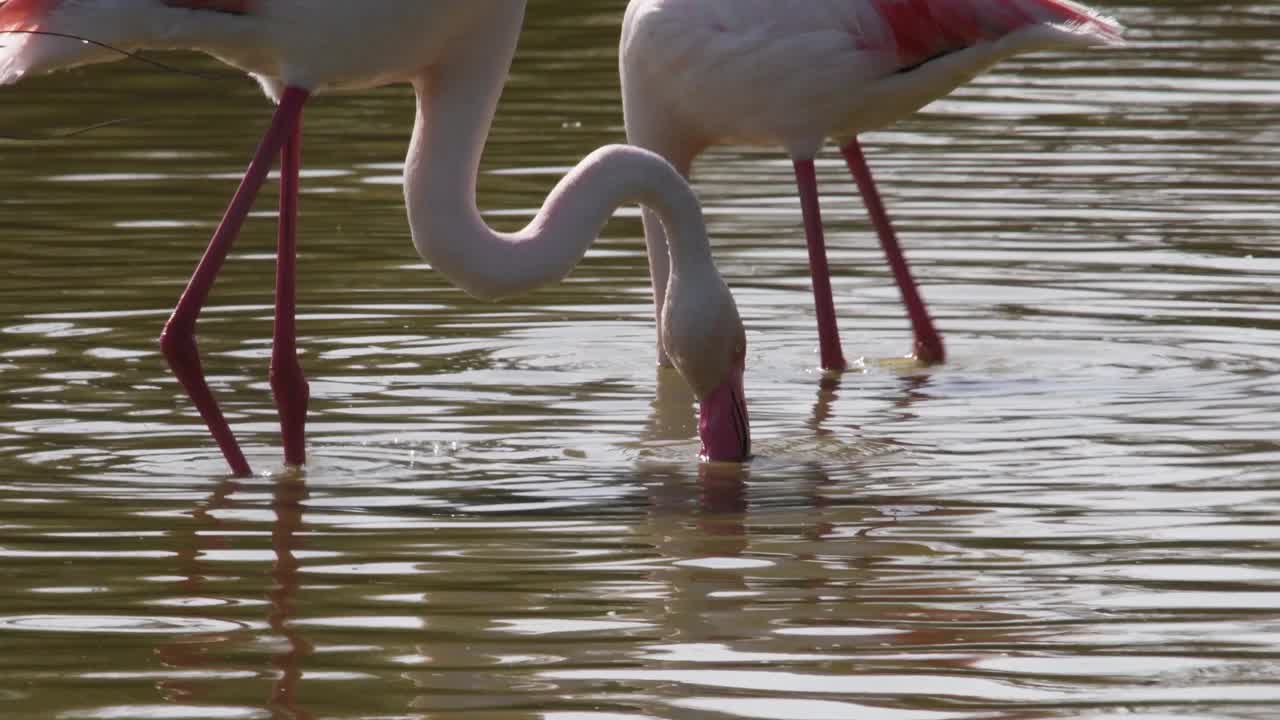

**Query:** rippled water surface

left=1, top=2, right=1278, bottom=718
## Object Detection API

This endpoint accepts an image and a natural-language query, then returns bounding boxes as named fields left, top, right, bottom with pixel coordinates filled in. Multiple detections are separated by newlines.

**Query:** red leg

left=840, top=138, right=945, bottom=364
left=159, top=86, right=312, bottom=476
left=271, top=111, right=309, bottom=467
left=792, top=158, right=848, bottom=371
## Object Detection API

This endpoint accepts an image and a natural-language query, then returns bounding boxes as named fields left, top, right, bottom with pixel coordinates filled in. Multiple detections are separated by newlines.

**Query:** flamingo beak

left=698, top=354, right=750, bottom=462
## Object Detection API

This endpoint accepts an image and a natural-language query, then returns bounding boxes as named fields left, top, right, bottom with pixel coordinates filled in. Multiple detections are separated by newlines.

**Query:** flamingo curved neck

left=403, top=60, right=711, bottom=303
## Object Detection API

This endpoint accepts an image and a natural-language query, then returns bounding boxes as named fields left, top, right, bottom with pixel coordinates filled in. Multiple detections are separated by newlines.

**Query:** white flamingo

left=621, top=0, right=1123, bottom=370
left=0, top=0, right=751, bottom=474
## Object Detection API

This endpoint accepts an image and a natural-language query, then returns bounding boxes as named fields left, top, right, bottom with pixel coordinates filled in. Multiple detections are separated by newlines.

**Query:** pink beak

left=698, top=355, right=750, bottom=462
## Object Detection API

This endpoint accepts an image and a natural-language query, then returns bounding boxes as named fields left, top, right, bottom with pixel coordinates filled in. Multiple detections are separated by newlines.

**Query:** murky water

left=1, top=2, right=1278, bottom=718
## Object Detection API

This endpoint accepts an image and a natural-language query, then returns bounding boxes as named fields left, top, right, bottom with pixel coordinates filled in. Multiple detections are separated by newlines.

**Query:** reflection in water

left=1, top=1, right=1279, bottom=718
left=642, top=365, right=698, bottom=445
left=152, top=476, right=313, bottom=718
left=153, top=478, right=241, bottom=706
left=807, top=372, right=842, bottom=438
left=267, top=477, right=313, bottom=720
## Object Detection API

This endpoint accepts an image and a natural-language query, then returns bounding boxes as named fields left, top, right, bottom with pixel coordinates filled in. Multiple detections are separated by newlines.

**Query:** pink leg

left=159, top=87, right=312, bottom=476
left=792, top=158, right=847, bottom=371
left=840, top=138, right=945, bottom=364
left=271, top=112, right=309, bottom=468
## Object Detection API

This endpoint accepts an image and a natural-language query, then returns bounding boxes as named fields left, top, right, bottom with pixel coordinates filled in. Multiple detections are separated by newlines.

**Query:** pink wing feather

left=0, top=0, right=62, bottom=30
left=871, top=0, right=1123, bottom=66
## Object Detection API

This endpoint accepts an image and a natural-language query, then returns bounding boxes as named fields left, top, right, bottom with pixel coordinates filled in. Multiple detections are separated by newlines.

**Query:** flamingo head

left=661, top=269, right=750, bottom=462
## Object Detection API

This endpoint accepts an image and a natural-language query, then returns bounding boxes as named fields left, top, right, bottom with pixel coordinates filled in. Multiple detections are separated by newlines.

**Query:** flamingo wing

left=870, top=0, right=1123, bottom=67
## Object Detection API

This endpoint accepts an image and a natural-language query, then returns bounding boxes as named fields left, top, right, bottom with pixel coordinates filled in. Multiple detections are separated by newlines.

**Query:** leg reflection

left=267, top=475, right=313, bottom=719
left=154, top=474, right=313, bottom=719
left=154, top=478, right=241, bottom=704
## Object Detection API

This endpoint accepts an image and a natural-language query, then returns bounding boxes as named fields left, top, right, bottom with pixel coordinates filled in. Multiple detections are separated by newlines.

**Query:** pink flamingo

left=0, top=1, right=751, bottom=474
left=621, top=0, right=1123, bottom=370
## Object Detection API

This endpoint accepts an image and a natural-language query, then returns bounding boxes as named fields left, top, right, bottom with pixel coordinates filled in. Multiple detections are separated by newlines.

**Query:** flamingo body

left=621, top=0, right=1123, bottom=368
left=1, top=0, right=752, bottom=472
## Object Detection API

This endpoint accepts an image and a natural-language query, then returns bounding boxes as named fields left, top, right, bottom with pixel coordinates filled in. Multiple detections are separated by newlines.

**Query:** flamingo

left=0, top=1, right=751, bottom=474
left=621, top=0, right=1123, bottom=370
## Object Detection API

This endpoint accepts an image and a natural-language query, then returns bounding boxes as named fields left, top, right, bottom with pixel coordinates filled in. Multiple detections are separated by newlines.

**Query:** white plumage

left=1, top=0, right=752, bottom=472
left=622, top=0, right=1123, bottom=369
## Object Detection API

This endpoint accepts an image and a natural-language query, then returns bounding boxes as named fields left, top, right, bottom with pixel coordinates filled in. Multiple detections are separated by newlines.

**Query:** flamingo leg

left=159, top=86, right=312, bottom=476
left=792, top=158, right=847, bottom=371
left=271, top=109, right=309, bottom=468
left=839, top=138, right=945, bottom=364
